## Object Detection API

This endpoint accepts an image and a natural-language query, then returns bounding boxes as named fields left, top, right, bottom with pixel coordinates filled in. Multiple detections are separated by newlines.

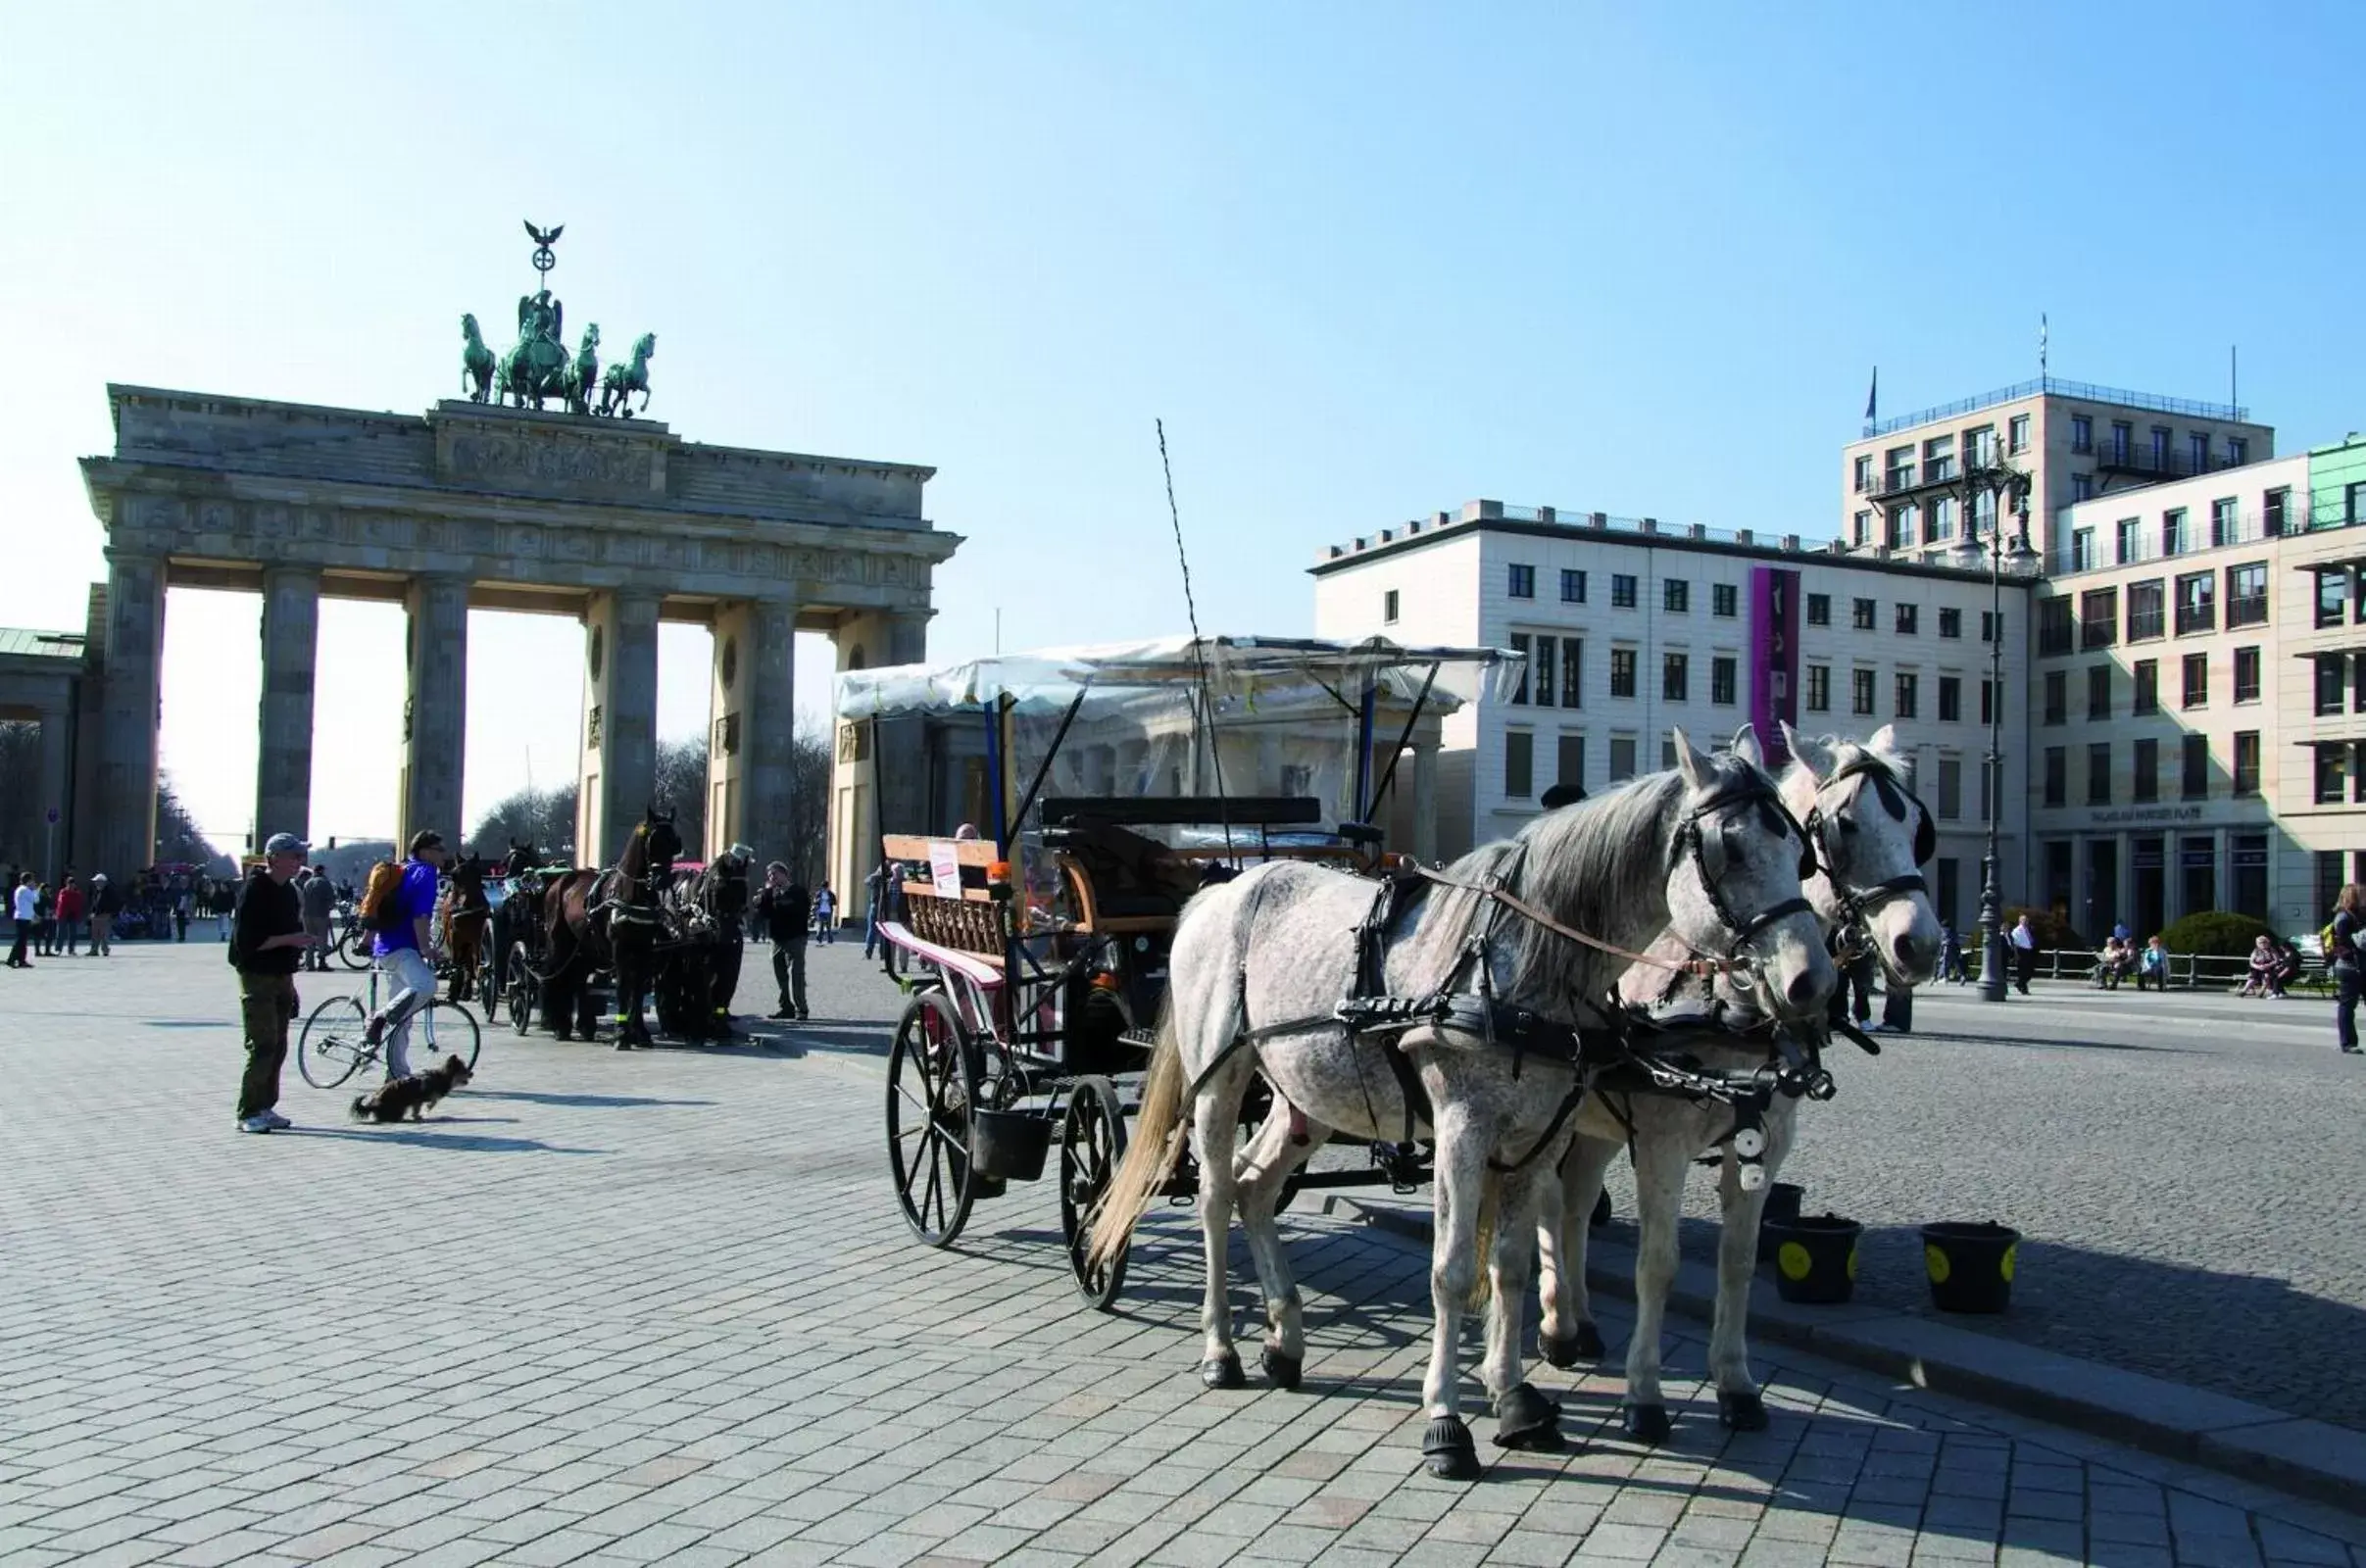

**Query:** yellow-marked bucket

left=1761, top=1213, right=1861, bottom=1305
left=1920, top=1221, right=2020, bottom=1313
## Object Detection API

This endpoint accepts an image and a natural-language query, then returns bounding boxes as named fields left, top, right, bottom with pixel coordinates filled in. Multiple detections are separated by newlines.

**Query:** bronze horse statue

left=461, top=314, right=496, bottom=403
left=441, top=853, right=493, bottom=1004
left=541, top=809, right=682, bottom=1049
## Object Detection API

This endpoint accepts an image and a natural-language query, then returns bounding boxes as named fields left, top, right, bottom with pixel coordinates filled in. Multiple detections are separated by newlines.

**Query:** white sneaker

left=260, top=1109, right=292, bottom=1130
left=237, top=1114, right=274, bottom=1134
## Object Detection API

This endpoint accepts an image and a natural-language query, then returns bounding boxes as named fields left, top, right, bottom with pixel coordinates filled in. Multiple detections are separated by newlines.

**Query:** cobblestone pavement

left=3, top=943, right=2364, bottom=1566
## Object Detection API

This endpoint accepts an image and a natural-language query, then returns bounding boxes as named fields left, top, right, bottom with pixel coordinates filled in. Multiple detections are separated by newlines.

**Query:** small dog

left=351, top=1054, right=474, bottom=1124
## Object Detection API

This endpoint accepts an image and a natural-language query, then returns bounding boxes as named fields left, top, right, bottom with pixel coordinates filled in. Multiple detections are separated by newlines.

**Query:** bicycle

left=298, top=961, right=482, bottom=1090
left=332, top=906, right=376, bottom=971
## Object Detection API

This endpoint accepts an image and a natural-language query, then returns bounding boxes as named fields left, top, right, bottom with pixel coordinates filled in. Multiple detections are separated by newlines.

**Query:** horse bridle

left=1666, top=779, right=1819, bottom=976
left=1801, top=755, right=1935, bottom=952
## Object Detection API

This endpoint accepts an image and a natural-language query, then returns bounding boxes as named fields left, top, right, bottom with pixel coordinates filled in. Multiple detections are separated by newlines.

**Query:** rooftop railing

left=1862, top=375, right=2249, bottom=440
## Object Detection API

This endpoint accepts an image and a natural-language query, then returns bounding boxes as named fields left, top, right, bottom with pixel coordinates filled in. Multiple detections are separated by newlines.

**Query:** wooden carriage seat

left=1044, top=821, right=1202, bottom=921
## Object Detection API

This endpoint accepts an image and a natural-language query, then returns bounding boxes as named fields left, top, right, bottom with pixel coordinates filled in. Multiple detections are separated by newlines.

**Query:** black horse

left=543, top=810, right=681, bottom=1049
left=656, top=848, right=753, bottom=1041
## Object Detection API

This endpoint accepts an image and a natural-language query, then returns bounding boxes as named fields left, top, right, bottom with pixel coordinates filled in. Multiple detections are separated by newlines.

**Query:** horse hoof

left=1422, top=1416, right=1481, bottom=1480
left=615, top=1040, right=633, bottom=1052
left=1259, top=1346, right=1303, bottom=1391
left=1717, top=1390, right=1769, bottom=1431
left=1575, top=1321, right=1607, bottom=1360
left=1492, top=1383, right=1562, bottom=1450
left=1540, top=1334, right=1580, bottom=1370
left=1200, top=1353, right=1245, bottom=1391
left=1620, top=1402, right=1671, bottom=1444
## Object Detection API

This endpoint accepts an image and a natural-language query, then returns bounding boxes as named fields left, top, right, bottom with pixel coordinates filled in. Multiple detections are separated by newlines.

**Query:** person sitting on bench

left=2094, top=935, right=2136, bottom=990
left=2136, top=935, right=2170, bottom=992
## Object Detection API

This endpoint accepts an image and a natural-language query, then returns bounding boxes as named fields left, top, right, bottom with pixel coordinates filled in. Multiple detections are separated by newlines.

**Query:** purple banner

left=1750, top=567, right=1801, bottom=767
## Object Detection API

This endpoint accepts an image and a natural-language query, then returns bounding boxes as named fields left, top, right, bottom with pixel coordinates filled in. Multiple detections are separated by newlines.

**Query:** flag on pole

left=1864, top=367, right=1878, bottom=423
left=2040, top=313, right=2048, bottom=377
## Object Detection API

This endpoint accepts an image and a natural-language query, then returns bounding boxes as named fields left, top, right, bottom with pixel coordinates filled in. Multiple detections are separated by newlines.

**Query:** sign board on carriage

left=927, top=839, right=961, bottom=892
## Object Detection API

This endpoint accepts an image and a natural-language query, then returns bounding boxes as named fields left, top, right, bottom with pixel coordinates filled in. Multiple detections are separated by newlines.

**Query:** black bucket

left=1763, top=1212, right=1860, bottom=1304
left=1921, top=1221, right=2020, bottom=1313
left=969, top=1109, right=1052, bottom=1183
left=1756, top=1182, right=1805, bottom=1261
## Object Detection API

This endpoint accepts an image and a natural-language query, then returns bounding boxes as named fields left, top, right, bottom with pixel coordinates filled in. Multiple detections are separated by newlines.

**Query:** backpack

left=360, top=860, right=407, bottom=934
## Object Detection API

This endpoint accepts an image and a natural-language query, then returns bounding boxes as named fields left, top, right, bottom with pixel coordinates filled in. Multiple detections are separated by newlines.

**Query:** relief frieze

left=446, top=431, right=656, bottom=493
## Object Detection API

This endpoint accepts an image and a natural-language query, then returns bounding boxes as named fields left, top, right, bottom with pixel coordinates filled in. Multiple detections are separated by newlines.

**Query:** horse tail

left=1085, top=998, right=1187, bottom=1271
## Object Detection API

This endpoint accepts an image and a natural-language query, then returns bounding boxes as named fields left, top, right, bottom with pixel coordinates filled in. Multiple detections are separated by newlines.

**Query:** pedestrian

left=55, top=874, right=84, bottom=956
left=1880, top=976, right=1913, bottom=1033
left=231, top=833, right=318, bottom=1133
left=863, top=860, right=888, bottom=960
left=361, top=830, right=451, bottom=1081
left=813, top=883, right=836, bottom=945
left=1937, top=920, right=1966, bottom=983
left=33, top=879, right=55, bottom=956
left=2332, top=886, right=2365, bottom=1054
left=755, top=860, right=810, bottom=1020
left=173, top=881, right=192, bottom=942
left=298, top=864, right=336, bottom=972
left=2136, top=934, right=2169, bottom=992
left=6, top=873, right=35, bottom=967
left=2009, top=913, right=2038, bottom=995
left=90, top=873, right=120, bottom=955
left=1828, top=947, right=1875, bottom=1032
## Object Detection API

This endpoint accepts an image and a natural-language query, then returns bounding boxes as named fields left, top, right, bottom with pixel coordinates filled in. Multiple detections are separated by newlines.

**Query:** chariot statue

left=459, top=221, right=655, bottom=416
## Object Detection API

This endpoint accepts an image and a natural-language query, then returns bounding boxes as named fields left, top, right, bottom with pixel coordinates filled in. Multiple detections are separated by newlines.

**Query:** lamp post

left=1951, top=463, right=2035, bottom=1002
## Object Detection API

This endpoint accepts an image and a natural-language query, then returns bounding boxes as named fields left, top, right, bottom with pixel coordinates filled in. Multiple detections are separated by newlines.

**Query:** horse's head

left=634, top=332, right=657, bottom=362
left=1657, top=725, right=1834, bottom=1023
left=581, top=324, right=600, bottom=352
left=708, top=849, right=752, bottom=921
left=1782, top=721, right=1942, bottom=987
left=462, top=312, right=481, bottom=344
left=641, top=808, right=683, bottom=866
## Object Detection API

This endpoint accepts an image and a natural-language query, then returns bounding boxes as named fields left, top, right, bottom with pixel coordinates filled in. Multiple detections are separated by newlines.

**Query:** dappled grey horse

left=1089, top=728, right=1836, bottom=1479
left=1537, top=722, right=1943, bottom=1442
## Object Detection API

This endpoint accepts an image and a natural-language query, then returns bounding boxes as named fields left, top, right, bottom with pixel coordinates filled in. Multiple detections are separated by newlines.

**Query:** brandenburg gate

left=74, top=236, right=955, bottom=877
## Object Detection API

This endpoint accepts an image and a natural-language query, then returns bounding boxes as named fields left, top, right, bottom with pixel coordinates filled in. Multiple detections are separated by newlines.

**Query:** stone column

left=91, top=552, right=165, bottom=879
left=254, top=566, right=320, bottom=846
left=36, top=695, right=72, bottom=881
left=871, top=611, right=931, bottom=848
left=577, top=590, right=660, bottom=865
left=398, top=575, right=469, bottom=853
left=1412, top=740, right=1439, bottom=865
left=705, top=598, right=797, bottom=863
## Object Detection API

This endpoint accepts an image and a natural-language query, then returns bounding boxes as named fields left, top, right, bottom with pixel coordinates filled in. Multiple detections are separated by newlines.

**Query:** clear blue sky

left=5, top=1, right=2360, bottom=850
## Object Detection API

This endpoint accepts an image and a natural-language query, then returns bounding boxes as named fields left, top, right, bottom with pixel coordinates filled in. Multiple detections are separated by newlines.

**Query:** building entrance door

left=2086, top=839, right=2120, bottom=939
left=2133, top=836, right=2166, bottom=938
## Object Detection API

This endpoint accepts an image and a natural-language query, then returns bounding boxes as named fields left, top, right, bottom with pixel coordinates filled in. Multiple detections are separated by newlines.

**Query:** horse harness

left=1197, top=777, right=1837, bottom=1189
left=1801, top=753, right=1937, bottom=967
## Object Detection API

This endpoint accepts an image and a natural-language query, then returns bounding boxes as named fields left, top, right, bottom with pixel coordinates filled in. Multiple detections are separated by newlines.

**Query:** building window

left=1981, top=610, right=1998, bottom=644
left=1966, top=425, right=1996, bottom=466
left=1533, top=634, right=1556, bottom=708
left=2233, top=832, right=2268, bottom=920
left=1712, top=583, right=1738, bottom=617
left=2210, top=497, right=2238, bottom=547
left=1608, top=647, right=1637, bottom=698
left=2317, top=745, right=2348, bottom=806
left=2152, top=426, right=2172, bottom=466
left=2133, top=659, right=2159, bottom=714
left=2192, top=432, right=2211, bottom=471
left=1885, top=444, right=1916, bottom=489
left=2234, top=645, right=2261, bottom=705
left=2072, top=473, right=2095, bottom=501
left=1895, top=671, right=1918, bottom=718
left=1927, top=495, right=1954, bottom=544
left=1980, top=677, right=1995, bottom=725
left=1611, top=573, right=1638, bottom=609
left=2071, top=414, right=2093, bottom=453
left=2128, top=579, right=2166, bottom=641
left=1556, top=733, right=1586, bottom=795
left=1851, top=598, right=1876, bottom=631
left=1560, top=568, right=1587, bottom=604
left=2174, top=571, right=2215, bottom=635
left=1939, top=608, right=1961, bottom=639
left=1383, top=588, right=1400, bottom=624
left=1608, top=734, right=1637, bottom=781
left=2183, top=735, right=2209, bottom=800
left=2087, top=663, right=2111, bottom=720
left=2318, top=567, right=2348, bottom=628
left=2226, top=562, right=2268, bottom=628
left=1805, top=664, right=1830, bottom=712
left=1559, top=638, right=1583, bottom=709
left=2043, top=671, right=2066, bottom=725
left=2133, top=738, right=2159, bottom=803
left=2080, top=588, right=2117, bottom=649
left=2088, top=743, right=2112, bottom=806
left=2322, top=851, right=2348, bottom=923
left=1852, top=510, right=1874, bottom=546
left=2182, top=652, right=2208, bottom=709
left=1504, top=730, right=1533, bottom=798
left=2072, top=528, right=2095, bottom=571
left=2229, top=435, right=2249, bottom=466
left=1508, top=564, right=1535, bottom=599
left=1663, top=653, right=1690, bottom=702
left=2233, top=732, right=2261, bottom=797
left=2116, top=517, right=2140, bottom=564
left=1939, top=675, right=1961, bottom=721
left=1508, top=633, right=1531, bottom=704
left=2319, top=654, right=2346, bottom=716
left=1850, top=667, right=1876, bottom=716
left=1660, top=737, right=1678, bottom=770
left=1711, top=656, right=1737, bottom=706
left=1896, top=603, right=1918, bottom=635
left=2163, top=509, right=2190, bottom=558
left=1807, top=594, right=1831, bottom=626
left=2039, top=598, right=2075, bottom=657
left=2109, top=419, right=2134, bottom=462
left=1924, top=434, right=1956, bottom=482
left=1853, top=455, right=1873, bottom=493
left=2008, top=414, right=2030, bottom=455
left=2267, top=487, right=2291, bottom=535
left=1664, top=579, right=1690, bottom=613
left=1938, top=758, right=1962, bottom=818
left=2044, top=747, right=2067, bottom=808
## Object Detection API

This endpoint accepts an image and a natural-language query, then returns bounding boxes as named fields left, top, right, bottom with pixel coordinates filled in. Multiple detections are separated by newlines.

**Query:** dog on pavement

left=350, top=1054, right=474, bottom=1124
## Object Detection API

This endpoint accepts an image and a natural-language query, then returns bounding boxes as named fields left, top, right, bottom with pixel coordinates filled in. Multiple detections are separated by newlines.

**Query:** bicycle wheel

left=297, top=994, right=370, bottom=1089
left=419, top=999, right=482, bottom=1073
left=337, top=921, right=372, bottom=971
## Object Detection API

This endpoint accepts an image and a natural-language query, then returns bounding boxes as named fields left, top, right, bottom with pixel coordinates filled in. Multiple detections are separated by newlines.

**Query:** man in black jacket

left=754, top=861, right=810, bottom=1021
left=232, top=834, right=319, bottom=1133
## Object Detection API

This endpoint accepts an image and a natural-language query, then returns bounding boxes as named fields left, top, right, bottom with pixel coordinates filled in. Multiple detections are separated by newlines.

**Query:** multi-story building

left=1309, top=501, right=2034, bottom=933
left=1841, top=378, right=2273, bottom=565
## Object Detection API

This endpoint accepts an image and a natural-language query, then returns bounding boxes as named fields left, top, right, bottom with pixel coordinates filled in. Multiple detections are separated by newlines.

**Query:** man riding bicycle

left=363, top=830, right=452, bottom=1079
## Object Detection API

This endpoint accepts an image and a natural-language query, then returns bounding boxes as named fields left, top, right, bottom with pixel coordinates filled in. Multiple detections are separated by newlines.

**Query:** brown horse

left=541, top=808, right=683, bottom=1049
left=441, top=854, right=492, bottom=1003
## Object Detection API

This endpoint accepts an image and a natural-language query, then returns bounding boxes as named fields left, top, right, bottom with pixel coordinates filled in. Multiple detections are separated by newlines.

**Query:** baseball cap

left=264, top=832, right=309, bottom=857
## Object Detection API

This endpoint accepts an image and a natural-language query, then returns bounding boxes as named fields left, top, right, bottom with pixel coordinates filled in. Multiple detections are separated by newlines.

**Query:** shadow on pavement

left=468, top=1089, right=717, bottom=1109
left=281, top=1126, right=608, bottom=1154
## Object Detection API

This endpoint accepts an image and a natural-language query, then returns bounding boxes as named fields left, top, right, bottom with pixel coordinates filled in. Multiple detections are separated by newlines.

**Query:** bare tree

left=469, top=785, right=577, bottom=865
left=153, top=773, right=232, bottom=875
left=654, top=737, right=708, bottom=856
left=784, top=724, right=831, bottom=881
left=0, top=721, right=40, bottom=869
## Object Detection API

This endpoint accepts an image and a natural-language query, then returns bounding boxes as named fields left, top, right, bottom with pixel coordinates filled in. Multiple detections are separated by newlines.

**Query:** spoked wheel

left=336, top=920, right=372, bottom=971
left=506, top=944, right=537, bottom=1037
left=1060, top=1074, right=1130, bottom=1309
left=472, top=948, right=501, bottom=1024
left=886, top=989, right=979, bottom=1247
left=419, top=999, right=482, bottom=1073
left=297, top=994, right=370, bottom=1089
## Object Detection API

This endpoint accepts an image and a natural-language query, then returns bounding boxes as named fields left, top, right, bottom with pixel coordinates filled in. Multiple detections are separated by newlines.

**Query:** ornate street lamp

left=1947, top=462, right=2037, bottom=1001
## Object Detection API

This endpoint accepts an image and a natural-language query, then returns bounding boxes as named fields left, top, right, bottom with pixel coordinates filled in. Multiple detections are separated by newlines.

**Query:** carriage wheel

left=886, top=990, right=980, bottom=1248
left=506, top=943, right=537, bottom=1037
left=475, top=947, right=502, bottom=1023
left=1060, top=1074, right=1130, bottom=1310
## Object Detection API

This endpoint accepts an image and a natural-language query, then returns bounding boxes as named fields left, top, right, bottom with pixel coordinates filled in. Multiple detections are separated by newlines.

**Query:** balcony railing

left=2175, top=605, right=2216, bottom=636
left=2128, top=609, right=2166, bottom=641
left=1862, top=375, right=2247, bottom=440
left=2228, top=593, right=2270, bottom=628
left=2050, top=508, right=2292, bottom=575
left=2094, top=445, right=2249, bottom=483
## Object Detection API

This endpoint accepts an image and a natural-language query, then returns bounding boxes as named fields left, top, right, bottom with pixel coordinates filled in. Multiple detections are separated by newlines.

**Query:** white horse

left=1535, top=723, right=1942, bottom=1440
left=1088, top=728, right=1836, bottom=1478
